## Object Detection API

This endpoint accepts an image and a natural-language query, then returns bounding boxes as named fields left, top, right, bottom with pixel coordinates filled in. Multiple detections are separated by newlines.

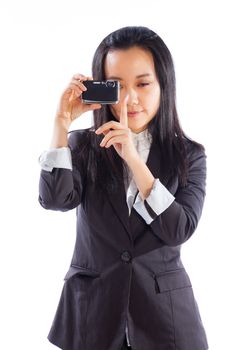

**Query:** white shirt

left=38, top=128, right=175, bottom=346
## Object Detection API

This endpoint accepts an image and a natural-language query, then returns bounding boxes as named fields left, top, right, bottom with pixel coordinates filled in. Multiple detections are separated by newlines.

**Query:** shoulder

left=183, top=138, right=206, bottom=174
left=173, top=134, right=206, bottom=164
left=67, top=127, right=95, bottom=152
left=183, top=137, right=206, bottom=160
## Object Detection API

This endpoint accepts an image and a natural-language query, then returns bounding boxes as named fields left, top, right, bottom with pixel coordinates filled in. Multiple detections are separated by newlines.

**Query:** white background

left=0, top=0, right=237, bottom=349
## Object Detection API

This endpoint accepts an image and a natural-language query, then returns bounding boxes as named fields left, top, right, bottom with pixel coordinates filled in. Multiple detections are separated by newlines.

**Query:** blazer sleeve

left=149, top=143, right=207, bottom=246
left=38, top=130, right=88, bottom=212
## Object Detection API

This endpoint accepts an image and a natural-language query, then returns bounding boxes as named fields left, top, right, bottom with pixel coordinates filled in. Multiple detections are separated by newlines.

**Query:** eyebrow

left=107, top=73, right=152, bottom=80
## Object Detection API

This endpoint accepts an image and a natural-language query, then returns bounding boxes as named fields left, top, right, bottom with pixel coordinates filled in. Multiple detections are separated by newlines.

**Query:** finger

left=95, top=121, right=124, bottom=134
left=68, top=81, right=87, bottom=101
left=120, top=95, right=129, bottom=127
left=104, top=135, right=127, bottom=148
left=83, top=103, right=102, bottom=112
left=72, top=74, right=94, bottom=84
left=70, top=80, right=87, bottom=90
left=65, top=84, right=80, bottom=94
left=68, top=86, right=82, bottom=102
left=63, top=87, right=77, bottom=102
left=100, top=130, right=126, bottom=146
left=72, top=73, right=86, bottom=81
left=69, top=89, right=76, bottom=102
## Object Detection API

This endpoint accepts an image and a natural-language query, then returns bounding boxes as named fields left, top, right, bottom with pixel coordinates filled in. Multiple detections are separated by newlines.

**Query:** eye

left=138, top=82, right=150, bottom=87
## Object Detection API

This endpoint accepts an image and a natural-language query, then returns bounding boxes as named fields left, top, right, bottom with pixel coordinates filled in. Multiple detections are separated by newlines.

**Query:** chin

left=129, top=125, right=148, bottom=133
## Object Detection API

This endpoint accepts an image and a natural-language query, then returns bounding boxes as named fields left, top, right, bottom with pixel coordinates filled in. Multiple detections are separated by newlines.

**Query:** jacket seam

left=169, top=290, right=176, bottom=348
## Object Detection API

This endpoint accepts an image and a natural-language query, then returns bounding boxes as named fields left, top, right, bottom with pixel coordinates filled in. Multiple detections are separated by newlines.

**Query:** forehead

left=104, top=46, right=156, bottom=79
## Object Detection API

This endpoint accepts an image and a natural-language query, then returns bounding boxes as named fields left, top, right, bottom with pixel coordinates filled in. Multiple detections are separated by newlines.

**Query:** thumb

left=84, top=103, right=102, bottom=112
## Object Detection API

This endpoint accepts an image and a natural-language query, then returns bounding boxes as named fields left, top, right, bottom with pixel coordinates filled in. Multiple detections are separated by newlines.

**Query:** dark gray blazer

left=38, top=129, right=208, bottom=350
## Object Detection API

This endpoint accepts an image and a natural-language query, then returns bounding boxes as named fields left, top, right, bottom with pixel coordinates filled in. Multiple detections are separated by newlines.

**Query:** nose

left=126, top=89, right=139, bottom=105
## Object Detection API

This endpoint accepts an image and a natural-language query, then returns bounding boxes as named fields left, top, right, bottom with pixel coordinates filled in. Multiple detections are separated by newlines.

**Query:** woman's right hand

left=55, top=73, right=101, bottom=127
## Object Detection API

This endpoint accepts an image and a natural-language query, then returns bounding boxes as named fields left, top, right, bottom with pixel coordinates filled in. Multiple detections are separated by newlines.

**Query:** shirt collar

left=131, top=128, right=152, bottom=148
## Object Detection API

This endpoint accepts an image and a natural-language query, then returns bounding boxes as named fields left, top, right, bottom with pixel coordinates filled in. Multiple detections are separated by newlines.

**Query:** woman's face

left=104, top=46, right=161, bottom=133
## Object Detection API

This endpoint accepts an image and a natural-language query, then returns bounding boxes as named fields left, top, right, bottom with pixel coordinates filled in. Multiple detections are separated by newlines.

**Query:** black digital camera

left=82, top=80, right=120, bottom=104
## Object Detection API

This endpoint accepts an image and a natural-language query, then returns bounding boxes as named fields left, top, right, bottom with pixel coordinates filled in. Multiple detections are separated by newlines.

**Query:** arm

left=133, top=178, right=175, bottom=223
left=147, top=144, right=207, bottom=246
left=38, top=73, right=101, bottom=211
left=38, top=147, right=72, bottom=172
left=126, top=155, right=155, bottom=200
left=38, top=130, right=88, bottom=211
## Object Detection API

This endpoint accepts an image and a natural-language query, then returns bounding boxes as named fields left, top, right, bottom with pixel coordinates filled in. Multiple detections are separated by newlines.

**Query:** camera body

left=82, top=80, right=120, bottom=104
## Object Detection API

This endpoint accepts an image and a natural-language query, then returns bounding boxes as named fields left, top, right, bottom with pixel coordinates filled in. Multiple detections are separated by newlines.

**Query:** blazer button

left=121, top=251, right=132, bottom=263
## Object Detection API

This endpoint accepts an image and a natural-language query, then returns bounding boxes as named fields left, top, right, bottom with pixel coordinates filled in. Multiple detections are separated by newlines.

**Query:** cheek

left=146, top=88, right=160, bottom=111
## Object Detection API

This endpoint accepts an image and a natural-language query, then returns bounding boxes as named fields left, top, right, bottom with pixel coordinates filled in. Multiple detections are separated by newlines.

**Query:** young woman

left=38, top=26, right=208, bottom=350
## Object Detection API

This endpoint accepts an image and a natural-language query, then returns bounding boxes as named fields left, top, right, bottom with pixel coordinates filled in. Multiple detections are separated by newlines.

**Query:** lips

left=127, top=110, right=143, bottom=117
left=127, top=110, right=142, bottom=113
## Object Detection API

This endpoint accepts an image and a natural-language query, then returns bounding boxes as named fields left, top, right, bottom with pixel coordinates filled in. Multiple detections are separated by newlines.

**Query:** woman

left=38, top=26, right=208, bottom=350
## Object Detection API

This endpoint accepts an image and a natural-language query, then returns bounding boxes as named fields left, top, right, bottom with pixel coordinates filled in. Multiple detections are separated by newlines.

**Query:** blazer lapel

left=145, top=138, right=170, bottom=187
left=105, top=168, right=132, bottom=242
left=129, top=138, right=172, bottom=241
left=106, top=138, right=172, bottom=242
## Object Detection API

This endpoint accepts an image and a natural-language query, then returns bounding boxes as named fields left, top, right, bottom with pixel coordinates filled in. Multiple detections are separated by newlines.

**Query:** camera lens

left=106, top=81, right=115, bottom=88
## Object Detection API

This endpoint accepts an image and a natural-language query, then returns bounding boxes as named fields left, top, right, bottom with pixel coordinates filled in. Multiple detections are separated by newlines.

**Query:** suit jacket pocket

left=154, top=268, right=192, bottom=293
left=64, top=264, right=101, bottom=280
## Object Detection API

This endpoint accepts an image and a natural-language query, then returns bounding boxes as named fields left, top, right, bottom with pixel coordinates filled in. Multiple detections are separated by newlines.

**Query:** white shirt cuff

left=133, top=178, right=175, bottom=224
left=38, top=147, right=72, bottom=172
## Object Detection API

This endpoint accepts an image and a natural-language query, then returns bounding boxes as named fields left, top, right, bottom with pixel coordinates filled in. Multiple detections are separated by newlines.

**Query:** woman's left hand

left=95, top=96, right=139, bottom=164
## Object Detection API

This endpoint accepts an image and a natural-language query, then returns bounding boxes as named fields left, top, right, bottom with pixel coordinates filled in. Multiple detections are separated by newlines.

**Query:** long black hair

left=78, top=26, right=204, bottom=193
